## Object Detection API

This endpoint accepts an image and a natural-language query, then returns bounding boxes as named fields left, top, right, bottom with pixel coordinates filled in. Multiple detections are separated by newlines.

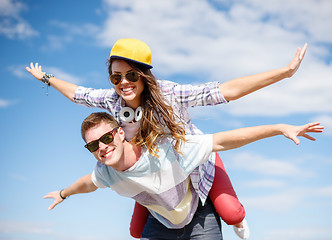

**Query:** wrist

left=59, top=189, right=69, bottom=200
left=275, top=124, right=287, bottom=135
left=42, top=73, right=54, bottom=86
left=283, top=65, right=294, bottom=78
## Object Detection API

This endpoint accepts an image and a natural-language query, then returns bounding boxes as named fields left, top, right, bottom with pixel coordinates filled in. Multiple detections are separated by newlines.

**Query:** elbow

left=219, top=86, right=242, bottom=102
left=223, top=88, right=246, bottom=101
left=212, top=146, right=227, bottom=152
left=224, top=94, right=240, bottom=102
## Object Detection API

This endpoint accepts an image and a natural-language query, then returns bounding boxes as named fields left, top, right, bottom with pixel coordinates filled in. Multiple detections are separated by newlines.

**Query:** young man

left=44, top=112, right=323, bottom=239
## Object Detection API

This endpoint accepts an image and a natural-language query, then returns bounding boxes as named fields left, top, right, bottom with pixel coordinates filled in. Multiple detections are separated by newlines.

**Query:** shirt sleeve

left=91, top=162, right=108, bottom=189
left=178, top=135, right=213, bottom=174
left=73, top=86, right=118, bottom=110
left=168, top=81, right=227, bottom=107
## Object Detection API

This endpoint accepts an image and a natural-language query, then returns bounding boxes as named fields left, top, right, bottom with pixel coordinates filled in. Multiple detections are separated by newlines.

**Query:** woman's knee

left=212, top=195, right=245, bottom=225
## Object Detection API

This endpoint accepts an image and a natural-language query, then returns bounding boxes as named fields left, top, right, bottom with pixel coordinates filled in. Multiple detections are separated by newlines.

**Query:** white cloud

left=0, top=219, right=123, bottom=240
left=0, top=19, right=38, bottom=39
left=96, top=0, right=332, bottom=117
left=9, top=64, right=82, bottom=85
left=7, top=64, right=27, bottom=78
left=41, top=34, right=73, bottom=51
left=228, top=152, right=314, bottom=177
left=264, top=226, right=332, bottom=240
left=311, top=115, right=332, bottom=135
left=0, top=98, right=16, bottom=108
left=41, top=21, right=100, bottom=51
left=0, top=0, right=38, bottom=39
left=314, top=185, right=332, bottom=197
left=8, top=64, right=81, bottom=84
left=225, top=59, right=332, bottom=116
left=8, top=173, right=27, bottom=181
left=243, top=190, right=301, bottom=212
left=44, top=67, right=82, bottom=85
left=0, top=0, right=25, bottom=17
left=188, top=105, right=228, bottom=120
left=49, top=20, right=100, bottom=36
left=244, top=0, right=332, bottom=43
left=0, top=219, right=53, bottom=235
left=9, top=64, right=99, bottom=86
left=243, top=179, right=285, bottom=188
left=243, top=184, right=332, bottom=213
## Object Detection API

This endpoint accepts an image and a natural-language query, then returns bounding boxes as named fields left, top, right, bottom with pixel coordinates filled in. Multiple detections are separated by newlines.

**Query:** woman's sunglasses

left=109, top=71, right=141, bottom=85
left=84, top=127, right=119, bottom=152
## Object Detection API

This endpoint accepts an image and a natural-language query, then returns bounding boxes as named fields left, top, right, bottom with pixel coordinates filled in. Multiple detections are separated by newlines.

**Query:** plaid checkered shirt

left=74, top=79, right=227, bottom=204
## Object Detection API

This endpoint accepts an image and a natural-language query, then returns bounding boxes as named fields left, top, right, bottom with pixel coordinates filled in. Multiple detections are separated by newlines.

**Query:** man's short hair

left=81, top=112, right=119, bottom=142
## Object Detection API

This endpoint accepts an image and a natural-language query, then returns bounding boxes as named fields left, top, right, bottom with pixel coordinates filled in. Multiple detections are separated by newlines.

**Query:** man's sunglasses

left=109, top=71, right=141, bottom=85
left=84, top=127, right=119, bottom=152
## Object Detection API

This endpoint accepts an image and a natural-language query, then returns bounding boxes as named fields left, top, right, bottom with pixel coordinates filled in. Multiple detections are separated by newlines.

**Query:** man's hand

left=281, top=122, right=324, bottom=145
left=287, top=43, right=307, bottom=78
left=43, top=191, right=64, bottom=210
left=26, top=62, right=45, bottom=81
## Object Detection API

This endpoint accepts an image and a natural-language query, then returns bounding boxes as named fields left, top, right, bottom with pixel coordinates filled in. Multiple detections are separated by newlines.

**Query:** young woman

left=26, top=38, right=307, bottom=239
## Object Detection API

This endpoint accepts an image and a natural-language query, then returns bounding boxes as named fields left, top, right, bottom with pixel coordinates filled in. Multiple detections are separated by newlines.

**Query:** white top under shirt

left=91, top=134, right=213, bottom=229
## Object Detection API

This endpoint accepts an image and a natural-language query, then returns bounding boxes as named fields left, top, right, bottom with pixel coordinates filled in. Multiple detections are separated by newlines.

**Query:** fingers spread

left=302, top=133, right=316, bottom=141
left=306, top=122, right=324, bottom=132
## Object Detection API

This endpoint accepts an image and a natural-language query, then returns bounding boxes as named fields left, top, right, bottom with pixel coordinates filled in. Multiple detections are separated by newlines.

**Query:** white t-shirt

left=91, top=134, right=213, bottom=228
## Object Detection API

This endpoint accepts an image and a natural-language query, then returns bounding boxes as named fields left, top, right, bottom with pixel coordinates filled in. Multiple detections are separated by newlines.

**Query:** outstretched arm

left=219, top=43, right=307, bottom=101
left=43, top=174, right=98, bottom=210
left=26, top=62, right=78, bottom=101
left=212, top=122, right=323, bottom=152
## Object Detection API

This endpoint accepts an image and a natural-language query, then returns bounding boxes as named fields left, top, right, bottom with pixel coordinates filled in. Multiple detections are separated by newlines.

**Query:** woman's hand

left=286, top=43, right=307, bottom=78
left=26, top=62, right=45, bottom=81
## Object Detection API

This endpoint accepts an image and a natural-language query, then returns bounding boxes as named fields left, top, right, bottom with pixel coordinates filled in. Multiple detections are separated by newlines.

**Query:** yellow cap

left=110, top=39, right=152, bottom=69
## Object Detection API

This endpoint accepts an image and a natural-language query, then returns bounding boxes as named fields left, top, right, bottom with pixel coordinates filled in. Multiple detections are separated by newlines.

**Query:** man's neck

left=121, top=141, right=141, bottom=171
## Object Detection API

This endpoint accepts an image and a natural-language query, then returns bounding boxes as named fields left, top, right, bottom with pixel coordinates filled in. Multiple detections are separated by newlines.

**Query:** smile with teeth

left=121, top=86, right=135, bottom=94
left=102, top=148, right=115, bottom=158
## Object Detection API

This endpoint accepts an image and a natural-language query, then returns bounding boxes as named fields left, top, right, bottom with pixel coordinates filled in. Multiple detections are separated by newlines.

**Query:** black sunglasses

left=109, top=71, right=141, bottom=85
left=84, top=127, right=119, bottom=152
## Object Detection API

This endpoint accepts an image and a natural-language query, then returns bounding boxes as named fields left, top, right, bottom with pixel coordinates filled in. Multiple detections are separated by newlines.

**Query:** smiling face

left=111, top=60, right=145, bottom=109
left=85, top=121, right=127, bottom=171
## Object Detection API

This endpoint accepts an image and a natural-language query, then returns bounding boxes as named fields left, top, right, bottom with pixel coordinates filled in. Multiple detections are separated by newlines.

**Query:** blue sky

left=1, top=0, right=332, bottom=239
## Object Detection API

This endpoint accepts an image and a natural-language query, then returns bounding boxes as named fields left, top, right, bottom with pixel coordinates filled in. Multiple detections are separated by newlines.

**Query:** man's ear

left=117, top=127, right=126, bottom=142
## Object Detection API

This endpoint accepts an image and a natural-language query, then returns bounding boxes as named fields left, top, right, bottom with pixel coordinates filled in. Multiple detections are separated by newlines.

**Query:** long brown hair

left=108, top=59, right=186, bottom=157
